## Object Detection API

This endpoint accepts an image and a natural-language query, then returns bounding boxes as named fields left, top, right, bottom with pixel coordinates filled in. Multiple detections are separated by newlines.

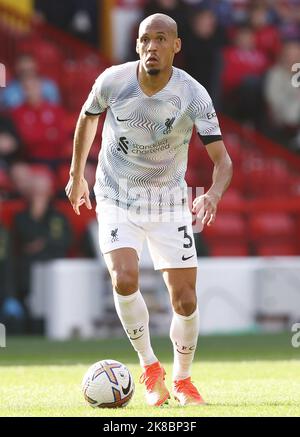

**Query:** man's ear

left=136, top=39, right=140, bottom=55
left=174, top=38, right=182, bottom=54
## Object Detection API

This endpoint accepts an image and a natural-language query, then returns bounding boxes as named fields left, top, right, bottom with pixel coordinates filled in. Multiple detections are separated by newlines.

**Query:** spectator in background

left=2, top=54, right=60, bottom=109
left=207, top=0, right=233, bottom=27
left=0, top=115, right=21, bottom=175
left=9, top=162, right=35, bottom=199
left=271, top=0, right=300, bottom=41
left=13, top=168, right=72, bottom=306
left=185, top=0, right=233, bottom=27
left=0, top=222, right=14, bottom=309
left=264, top=41, right=300, bottom=151
left=249, top=5, right=282, bottom=63
left=11, top=75, right=68, bottom=170
left=222, top=0, right=250, bottom=25
left=184, top=7, right=226, bottom=106
left=221, top=25, right=269, bottom=126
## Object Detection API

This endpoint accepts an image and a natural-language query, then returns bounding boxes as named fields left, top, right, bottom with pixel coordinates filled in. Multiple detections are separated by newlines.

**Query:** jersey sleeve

left=193, top=84, right=222, bottom=145
left=83, top=69, right=110, bottom=116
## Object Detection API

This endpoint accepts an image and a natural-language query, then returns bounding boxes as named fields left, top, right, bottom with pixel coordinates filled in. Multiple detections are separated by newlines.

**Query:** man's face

left=136, top=21, right=181, bottom=75
left=16, top=56, right=37, bottom=78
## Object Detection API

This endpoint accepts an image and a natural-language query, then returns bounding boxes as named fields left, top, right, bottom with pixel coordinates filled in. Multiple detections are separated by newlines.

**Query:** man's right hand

left=65, top=176, right=92, bottom=215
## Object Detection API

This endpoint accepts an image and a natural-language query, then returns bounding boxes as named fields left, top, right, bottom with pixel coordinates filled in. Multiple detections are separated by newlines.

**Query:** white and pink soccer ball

left=82, top=360, right=135, bottom=408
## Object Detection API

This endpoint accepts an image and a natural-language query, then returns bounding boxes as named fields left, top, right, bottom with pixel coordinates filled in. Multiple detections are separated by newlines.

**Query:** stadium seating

left=55, top=199, right=96, bottom=256
left=1, top=2, right=300, bottom=258
left=209, top=243, right=249, bottom=257
left=61, top=58, right=105, bottom=112
left=218, top=188, right=244, bottom=212
left=249, top=212, right=298, bottom=256
left=203, top=212, right=248, bottom=256
left=242, top=151, right=291, bottom=198
left=255, top=243, right=298, bottom=256
left=0, top=199, right=26, bottom=228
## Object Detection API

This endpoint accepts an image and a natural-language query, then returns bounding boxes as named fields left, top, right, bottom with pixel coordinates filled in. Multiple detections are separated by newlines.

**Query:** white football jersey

left=83, top=60, right=222, bottom=211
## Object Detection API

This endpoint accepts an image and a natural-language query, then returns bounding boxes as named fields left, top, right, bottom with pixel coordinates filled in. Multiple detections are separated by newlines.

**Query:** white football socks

left=113, top=289, right=158, bottom=367
left=170, top=307, right=200, bottom=381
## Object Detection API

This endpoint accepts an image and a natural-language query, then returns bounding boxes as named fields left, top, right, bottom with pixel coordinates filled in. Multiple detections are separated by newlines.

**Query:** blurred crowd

left=0, top=0, right=300, bottom=331
left=134, top=0, right=300, bottom=147
left=1, top=0, right=300, bottom=197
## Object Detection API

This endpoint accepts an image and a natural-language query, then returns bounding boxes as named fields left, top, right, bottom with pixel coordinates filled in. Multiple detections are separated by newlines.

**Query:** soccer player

left=65, top=13, right=233, bottom=406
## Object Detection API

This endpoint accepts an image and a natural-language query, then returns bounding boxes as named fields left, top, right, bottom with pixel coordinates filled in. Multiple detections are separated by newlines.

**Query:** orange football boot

left=173, top=377, right=205, bottom=406
left=139, top=361, right=170, bottom=406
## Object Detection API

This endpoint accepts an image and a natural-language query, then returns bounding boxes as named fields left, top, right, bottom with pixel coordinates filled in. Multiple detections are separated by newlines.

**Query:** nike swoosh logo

left=176, top=349, right=193, bottom=355
left=182, top=255, right=195, bottom=261
left=117, top=116, right=131, bottom=122
left=129, top=334, right=144, bottom=340
left=121, top=374, right=132, bottom=396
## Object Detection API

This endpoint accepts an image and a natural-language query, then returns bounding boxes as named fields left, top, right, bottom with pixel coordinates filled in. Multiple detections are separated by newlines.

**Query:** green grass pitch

left=0, top=333, right=300, bottom=417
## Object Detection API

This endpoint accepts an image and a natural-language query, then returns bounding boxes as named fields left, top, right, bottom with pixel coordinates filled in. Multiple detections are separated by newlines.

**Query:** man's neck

left=137, top=63, right=173, bottom=97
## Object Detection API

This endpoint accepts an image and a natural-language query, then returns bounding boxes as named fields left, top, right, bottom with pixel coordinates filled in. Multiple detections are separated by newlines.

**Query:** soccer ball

left=82, top=360, right=135, bottom=408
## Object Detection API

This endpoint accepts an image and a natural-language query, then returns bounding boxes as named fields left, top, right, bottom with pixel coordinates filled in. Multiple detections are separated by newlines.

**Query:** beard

left=147, top=68, right=160, bottom=76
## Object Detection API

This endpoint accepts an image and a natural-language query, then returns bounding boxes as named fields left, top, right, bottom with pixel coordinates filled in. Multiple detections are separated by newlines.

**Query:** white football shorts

left=95, top=197, right=198, bottom=270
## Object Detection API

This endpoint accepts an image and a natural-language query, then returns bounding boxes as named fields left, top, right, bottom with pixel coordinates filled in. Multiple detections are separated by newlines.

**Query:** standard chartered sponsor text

left=132, top=139, right=170, bottom=154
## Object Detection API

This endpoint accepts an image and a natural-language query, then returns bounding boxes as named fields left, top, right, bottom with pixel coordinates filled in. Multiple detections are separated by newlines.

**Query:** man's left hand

left=192, top=192, right=220, bottom=226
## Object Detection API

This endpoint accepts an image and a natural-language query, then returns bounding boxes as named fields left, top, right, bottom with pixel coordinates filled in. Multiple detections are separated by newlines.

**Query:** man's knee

left=111, top=268, right=139, bottom=294
left=172, top=288, right=197, bottom=316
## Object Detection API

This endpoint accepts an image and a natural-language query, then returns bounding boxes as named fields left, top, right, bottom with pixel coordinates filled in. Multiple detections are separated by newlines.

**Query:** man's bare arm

left=70, top=112, right=99, bottom=178
left=192, top=140, right=233, bottom=226
left=65, top=112, right=100, bottom=215
left=205, top=140, right=233, bottom=201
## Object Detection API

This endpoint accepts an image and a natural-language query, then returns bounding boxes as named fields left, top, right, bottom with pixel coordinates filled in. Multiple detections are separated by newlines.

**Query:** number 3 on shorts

left=178, top=225, right=193, bottom=248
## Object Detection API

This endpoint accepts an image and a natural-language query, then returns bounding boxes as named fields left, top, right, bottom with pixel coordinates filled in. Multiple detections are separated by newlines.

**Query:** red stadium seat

left=242, top=150, right=269, bottom=197
left=288, top=174, right=300, bottom=197
left=218, top=188, right=244, bottom=212
left=209, top=243, right=249, bottom=257
left=294, top=214, right=300, bottom=253
left=265, top=159, right=290, bottom=198
left=249, top=212, right=297, bottom=256
left=56, top=164, right=70, bottom=192
left=0, top=200, right=26, bottom=229
left=249, top=213, right=295, bottom=241
left=202, top=213, right=248, bottom=256
left=63, top=112, right=78, bottom=136
left=242, top=151, right=290, bottom=198
left=203, top=213, right=247, bottom=240
left=255, top=243, right=298, bottom=256
left=61, top=59, right=103, bottom=112
left=222, top=132, right=242, bottom=166
left=55, top=200, right=96, bottom=240
left=60, top=139, right=73, bottom=160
